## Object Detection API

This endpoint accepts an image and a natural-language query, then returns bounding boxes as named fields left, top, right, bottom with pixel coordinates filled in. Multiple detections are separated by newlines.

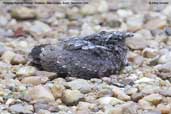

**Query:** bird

left=29, top=31, right=133, bottom=79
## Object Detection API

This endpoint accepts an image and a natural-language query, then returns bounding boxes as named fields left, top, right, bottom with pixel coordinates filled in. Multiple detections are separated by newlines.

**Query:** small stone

left=128, top=52, right=144, bottom=66
left=142, top=48, right=158, bottom=58
left=0, top=16, right=8, bottom=26
left=117, top=9, right=133, bottom=18
left=80, top=5, right=96, bottom=15
left=80, top=23, right=94, bottom=36
left=16, top=66, right=36, bottom=76
left=62, top=89, right=83, bottom=105
left=11, top=54, right=26, bottom=65
left=125, top=87, right=138, bottom=96
left=67, top=79, right=92, bottom=93
left=29, top=21, right=51, bottom=35
left=162, top=5, right=171, bottom=17
left=34, top=102, right=59, bottom=112
left=138, top=100, right=154, bottom=110
left=11, top=7, right=37, bottom=20
left=21, top=76, right=48, bottom=85
left=158, top=53, right=171, bottom=64
left=165, top=27, right=171, bottom=36
left=51, top=84, right=65, bottom=99
left=136, top=29, right=153, bottom=40
left=80, top=0, right=108, bottom=15
left=141, top=94, right=162, bottom=105
left=126, top=14, right=144, bottom=31
left=144, top=18, right=167, bottom=30
left=37, top=109, right=51, bottom=114
left=9, top=104, right=33, bottom=114
left=76, top=102, right=94, bottom=114
left=126, top=34, right=148, bottom=50
left=157, top=104, right=171, bottom=114
left=5, top=98, right=16, bottom=105
left=0, top=44, right=6, bottom=56
left=155, top=63, right=171, bottom=72
left=98, top=96, right=124, bottom=106
left=0, top=28, right=13, bottom=37
left=97, top=0, right=108, bottom=13
left=135, top=77, right=154, bottom=84
left=159, top=89, right=171, bottom=97
left=109, top=102, right=138, bottom=114
left=112, top=86, right=131, bottom=101
left=131, top=92, right=144, bottom=102
left=36, top=71, right=57, bottom=80
left=167, top=36, right=171, bottom=45
left=27, top=85, right=55, bottom=101
left=142, top=110, right=161, bottom=114
left=1, top=51, right=16, bottom=64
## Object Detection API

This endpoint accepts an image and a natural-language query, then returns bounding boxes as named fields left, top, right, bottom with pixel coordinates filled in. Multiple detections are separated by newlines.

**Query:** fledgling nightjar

left=29, top=31, right=133, bottom=79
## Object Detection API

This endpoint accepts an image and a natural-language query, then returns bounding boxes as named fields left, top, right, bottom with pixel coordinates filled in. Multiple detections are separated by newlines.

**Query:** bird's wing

left=63, top=39, right=92, bottom=50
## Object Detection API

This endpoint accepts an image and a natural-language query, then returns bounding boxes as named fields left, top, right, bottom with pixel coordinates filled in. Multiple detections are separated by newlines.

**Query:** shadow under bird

left=29, top=31, right=134, bottom=79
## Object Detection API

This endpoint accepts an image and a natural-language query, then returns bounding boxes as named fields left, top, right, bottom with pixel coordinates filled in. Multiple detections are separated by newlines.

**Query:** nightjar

left=29, top=31, right=133, bottom=79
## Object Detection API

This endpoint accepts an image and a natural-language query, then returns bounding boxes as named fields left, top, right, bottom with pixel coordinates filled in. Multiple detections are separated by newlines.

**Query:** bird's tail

left=29, top=44, right=47, bottom=69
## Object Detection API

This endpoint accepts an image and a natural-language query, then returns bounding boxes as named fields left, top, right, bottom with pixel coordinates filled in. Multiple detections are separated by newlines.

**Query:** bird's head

left=99, top=31, right=134, bottom=44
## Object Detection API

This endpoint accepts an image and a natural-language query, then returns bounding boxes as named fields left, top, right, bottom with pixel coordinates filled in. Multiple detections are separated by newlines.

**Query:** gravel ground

left=0, top=0, right=171, bottom=114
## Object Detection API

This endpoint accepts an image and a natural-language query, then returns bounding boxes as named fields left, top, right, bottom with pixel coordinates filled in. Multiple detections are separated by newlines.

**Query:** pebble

left=144, top=18, right=167, bottom=30
left=157, top=104, right=171, bottom=114
left=11, top=54, right=26, bottom=65
left=142, top=48, right=158, bottom=58
left=34, top=102, right=59, bottom=112
left=80, top=4, right=96, bottom=15
left=21, top=76, right=48, bottom=85
left=37, top=109, right=51, bottom=114
left=131, top=92, right=144, bottom=102
left=16, top=66, right=36, bottom=76
left=117, top=9, right=133, bottom=18
left=67, top=79, right=92, bottom=93
left=158, top=52, right=171, bottom=64
left=165, top=27, right=171, bottom=36
left=80, top=23, right=94, bottom=36
left=51, top=84, right=65, bottom=99
left=0, top=28, right=13, bottom=37
left=167, top=36, right=171, bottom=45
left=9, top=104, right=33, bottom=114
left=98, top=96, right=124, bottom=106
left=126, top=35, right=148, bottom=50
left=112, top=86, right=131, bottom=101
left=126, top=14, right=144, bottom=31
left=1, top=51, right=16, bottom=64
left=125, top=87, right=138, bottom=96
left=155, top=63, right=171, bottom=72
left=109, top=102, right=138, bottom=114
left=159, top=89, right=171, bottom=97
left=11, top=7, right=37, bottom=20
left=62, top=89, right=83, bottom=105
left=138, top=100, right=154, bottom=110
left=142, top=111, right=161, bottom=114
left=136, top=29, right=153, bottom=40
left=0, top=44, right=6, bottom=56
left=162, top=5, right=171, bottom=17
left=27, top=85, right=55, bottom=101
left=0, top=16, right=8, bottom=26
left=97, top=0, right=108, bottom=13
left=29, top=21, right=51, bottom=35
left=80, top=0, right=108, bottom=15
left=128, top=52, right=144, bottom=66
left=141, top=94, right=162, bottom=105
left=36, top=71, right=57, bottom=80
